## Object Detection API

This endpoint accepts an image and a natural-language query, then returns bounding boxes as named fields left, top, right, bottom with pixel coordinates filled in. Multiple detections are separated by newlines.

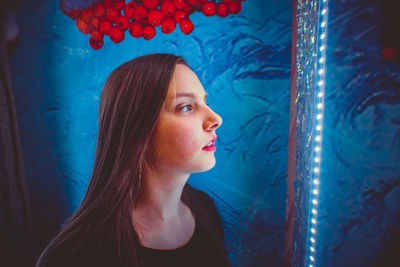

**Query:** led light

left=312, top=209, right=317, bottom=214
left=307, top=2, right=328, bottom=265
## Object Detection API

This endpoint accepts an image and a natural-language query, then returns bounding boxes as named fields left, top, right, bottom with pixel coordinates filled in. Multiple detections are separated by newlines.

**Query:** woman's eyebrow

left=175, top=92, right=208, bottom=100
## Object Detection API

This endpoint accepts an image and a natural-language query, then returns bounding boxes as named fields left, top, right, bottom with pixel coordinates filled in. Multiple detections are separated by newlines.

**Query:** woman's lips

left=202, top=144, right=216, bottom=151
left=202, top=136, right=217, bottom=151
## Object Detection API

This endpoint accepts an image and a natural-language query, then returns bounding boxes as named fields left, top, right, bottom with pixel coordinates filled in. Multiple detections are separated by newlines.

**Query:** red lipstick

left=202, top=136, right=217, bottom=151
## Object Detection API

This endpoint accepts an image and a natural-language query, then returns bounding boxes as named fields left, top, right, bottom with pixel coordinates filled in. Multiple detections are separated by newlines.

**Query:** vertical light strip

left=307, top=0, right=329, bottom=266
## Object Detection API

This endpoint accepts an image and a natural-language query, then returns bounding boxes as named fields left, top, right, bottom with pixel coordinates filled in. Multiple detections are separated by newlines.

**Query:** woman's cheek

left=153, top=115, right=201, bottom=166
left=171, top=123, right=199, bottom=156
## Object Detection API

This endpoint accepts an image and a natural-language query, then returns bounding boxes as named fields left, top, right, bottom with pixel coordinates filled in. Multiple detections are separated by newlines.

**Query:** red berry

left=134, top=6, right=148, bottom=21
left=228, top=2, right=242, bottom=14
left=124, top=2, right=136, bottom=18
left=148, top=10, right=164, bottom=27
left=188, top=0, right=196, bottom=5
left=89, top=17, right=100, bottom=31
left=143, top=0, right=160, bottom=9
left=216, top=3, right=229, bottom=17
left=113, top=0, right=125, bottom=11
left=64, top=9, right=80, bottom=20
left=105, top=8, right=119, bottom=22
left=161, top=1, right=175, bottom=16
left=183, top=5, right=190, bottom=13
left=129, top=21, right=143, bottom=38
left=93, top=3, right=106, bottom=17
left=91, top=30, right=104, bottom=41
left=183, top=5, right=195, bottom=14
left=104, top=0, right=113, bottom=8
left=105, top=0, right=124, bottom=9
left=222, top=0, right=232, bottom=3
left=109, top=27, right=125, bottom=43
left=179, top=19, right=194, bottom=35
left=194, top=1, right=202, bottom=9
left=99, top=20, right=113, bottom=35
left=80, top=9, right=94, bottom=23
left=116, top=16, right=130, bottom=31
left=174, top=0, right=186, bottom=10
left=143, top=25, right=156, bottom=40
left=174, top=10, right=186, bottom=23
left=89, top=37, right=104, bottom=50
left=161, top=17, right=176, bottom=34
left=202, top=2, right=216, bottom=17
left=76, top=18, right=91, bottom=34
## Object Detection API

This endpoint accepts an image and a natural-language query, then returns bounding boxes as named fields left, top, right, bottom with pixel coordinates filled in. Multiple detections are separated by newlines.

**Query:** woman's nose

left=204, top=108, right=222, bottom=131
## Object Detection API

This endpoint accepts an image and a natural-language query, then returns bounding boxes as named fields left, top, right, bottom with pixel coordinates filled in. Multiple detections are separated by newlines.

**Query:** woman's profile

left=36, top=54, right=229, bottom=266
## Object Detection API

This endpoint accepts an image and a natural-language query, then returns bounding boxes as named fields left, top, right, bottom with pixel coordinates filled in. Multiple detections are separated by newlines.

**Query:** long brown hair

left=37, top=54, right=188, bottom=266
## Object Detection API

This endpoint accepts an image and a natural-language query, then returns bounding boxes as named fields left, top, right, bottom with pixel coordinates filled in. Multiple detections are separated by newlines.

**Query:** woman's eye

left=179, top=104, right=193, bottom=112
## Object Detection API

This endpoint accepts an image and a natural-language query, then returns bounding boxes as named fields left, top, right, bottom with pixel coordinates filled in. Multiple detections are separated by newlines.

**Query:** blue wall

left=10, top=0, right=292, bottom=265
left=319, top=0, right=400, bottom=266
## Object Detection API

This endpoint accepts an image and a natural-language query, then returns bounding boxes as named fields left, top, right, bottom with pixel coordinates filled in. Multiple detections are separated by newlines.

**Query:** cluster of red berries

left=63, top=0, right=246, bottom=49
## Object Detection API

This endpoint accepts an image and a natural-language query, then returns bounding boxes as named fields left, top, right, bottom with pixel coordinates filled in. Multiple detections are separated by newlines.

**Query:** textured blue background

left=10, top=0, right=292, bottom=265
left=317, top=0, right=400, bottom=266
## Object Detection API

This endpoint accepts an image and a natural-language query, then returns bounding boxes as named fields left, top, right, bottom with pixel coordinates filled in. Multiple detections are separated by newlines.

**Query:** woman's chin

left=191, top=157, right=216, bottom=173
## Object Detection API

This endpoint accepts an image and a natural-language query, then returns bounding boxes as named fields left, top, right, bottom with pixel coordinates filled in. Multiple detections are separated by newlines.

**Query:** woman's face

left=149, top=64, right=222, bottom=174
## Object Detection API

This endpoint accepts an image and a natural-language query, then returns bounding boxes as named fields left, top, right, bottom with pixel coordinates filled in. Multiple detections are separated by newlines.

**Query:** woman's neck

left=134, top=167, right=190, bottom=223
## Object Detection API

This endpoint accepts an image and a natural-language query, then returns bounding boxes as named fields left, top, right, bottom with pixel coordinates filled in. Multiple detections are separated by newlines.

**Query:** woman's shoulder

left=182, top=184, right=223, bottom=232
left=183, top=183, right=209, bottom=198
left=182, top=184, right=217, bottom=209
left=36, top=240, right=105, bottom=267
left=182, top=184, right=230, bottom=266
left=36, top=246, right=79, bottom=267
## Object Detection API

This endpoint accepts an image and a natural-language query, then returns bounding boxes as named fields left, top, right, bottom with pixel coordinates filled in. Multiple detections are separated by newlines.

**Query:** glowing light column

left=308, top=0, right=329, bottom=266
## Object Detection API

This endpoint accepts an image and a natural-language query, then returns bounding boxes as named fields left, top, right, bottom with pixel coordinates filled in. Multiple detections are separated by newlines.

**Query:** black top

left=36, top=184, right=230, bottom=267
left=138, top=219, right=226, bottom=267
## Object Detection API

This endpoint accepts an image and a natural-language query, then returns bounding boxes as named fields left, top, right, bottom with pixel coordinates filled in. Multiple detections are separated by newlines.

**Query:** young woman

left=36, top=54, right=229, bottom=266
